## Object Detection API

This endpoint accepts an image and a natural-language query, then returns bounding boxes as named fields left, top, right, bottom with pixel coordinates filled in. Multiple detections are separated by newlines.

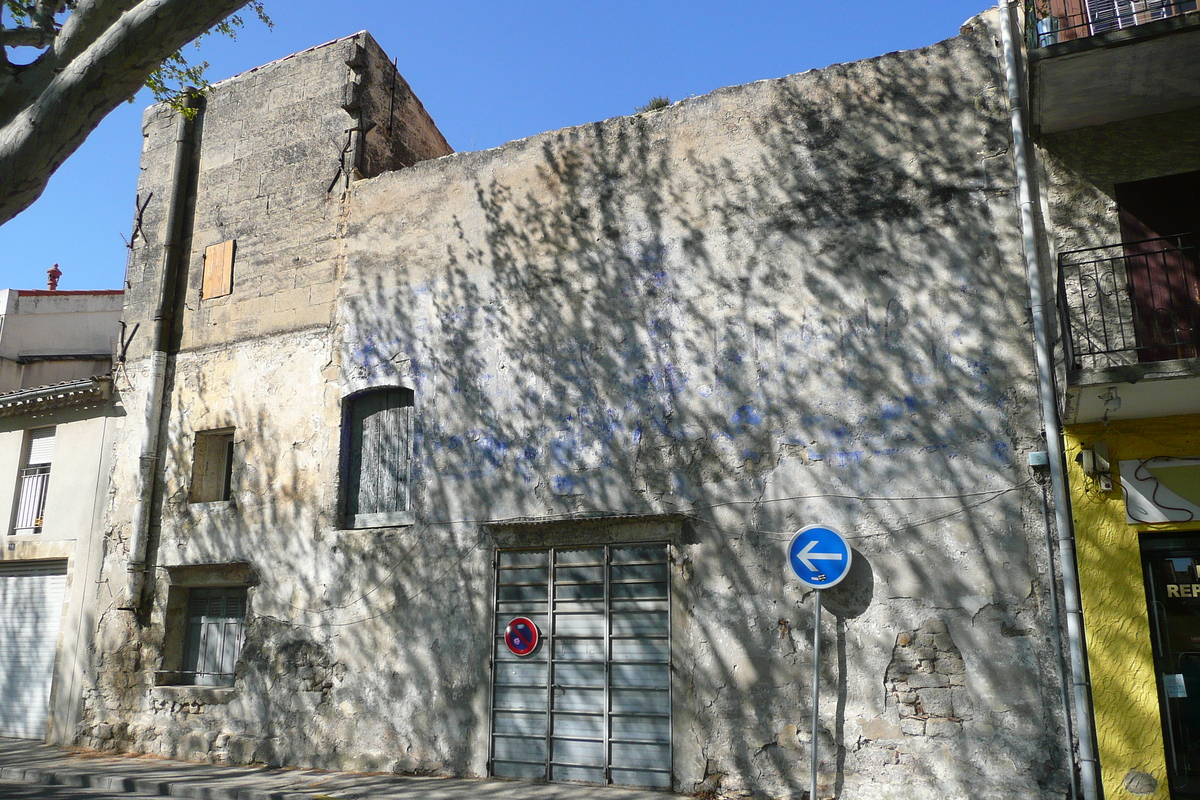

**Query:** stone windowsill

left=343, top=510, right=415, bottom=530
left=151, top=681, right=237, bottom=705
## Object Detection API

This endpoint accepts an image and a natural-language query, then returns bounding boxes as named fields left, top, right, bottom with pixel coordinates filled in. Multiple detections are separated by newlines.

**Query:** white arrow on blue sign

left=787, top=524, right=852, bottom=589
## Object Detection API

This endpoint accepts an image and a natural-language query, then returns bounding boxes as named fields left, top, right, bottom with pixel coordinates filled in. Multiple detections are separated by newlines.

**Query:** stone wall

left=82, top=12, right=1073, bottom=799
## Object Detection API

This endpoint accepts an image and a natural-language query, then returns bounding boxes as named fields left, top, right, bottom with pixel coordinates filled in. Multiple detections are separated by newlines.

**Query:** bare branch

left=0, top=25, right=55, bottom=47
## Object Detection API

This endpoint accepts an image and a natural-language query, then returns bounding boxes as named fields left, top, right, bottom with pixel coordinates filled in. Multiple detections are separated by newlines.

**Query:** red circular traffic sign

left=505, top=617, right=539, bottom=657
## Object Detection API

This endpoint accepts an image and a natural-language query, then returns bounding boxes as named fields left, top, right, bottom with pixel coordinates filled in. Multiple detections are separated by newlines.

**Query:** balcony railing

left=1057, top=234, right=1200, bottom=371
left=1032, top=0, right=1198, bottom=47
left=12, top=466, right=50, bottom=533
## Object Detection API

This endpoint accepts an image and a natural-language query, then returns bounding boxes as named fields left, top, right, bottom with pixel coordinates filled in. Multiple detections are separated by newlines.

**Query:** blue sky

left=0, top=1, right=992, bottom=291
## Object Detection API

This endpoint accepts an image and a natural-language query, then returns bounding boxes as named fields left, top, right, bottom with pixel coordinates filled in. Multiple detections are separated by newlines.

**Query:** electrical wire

left=683, top=482, right=1032, bottom=539
left=251, top=479, right=1033, bottom=625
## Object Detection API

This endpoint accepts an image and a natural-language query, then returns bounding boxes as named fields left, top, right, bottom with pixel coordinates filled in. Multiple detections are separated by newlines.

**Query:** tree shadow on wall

left=335, top=26, right=1073, bottom=799
left=86, top=24, right=1075, bottom=800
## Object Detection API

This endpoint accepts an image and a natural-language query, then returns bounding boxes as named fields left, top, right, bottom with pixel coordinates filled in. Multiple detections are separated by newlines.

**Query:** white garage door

left=0, top=560, right=68, bottom=739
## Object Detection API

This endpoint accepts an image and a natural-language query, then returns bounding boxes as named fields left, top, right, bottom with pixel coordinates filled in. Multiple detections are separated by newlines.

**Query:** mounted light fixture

left=1077, top=441, right=1114, bottom=492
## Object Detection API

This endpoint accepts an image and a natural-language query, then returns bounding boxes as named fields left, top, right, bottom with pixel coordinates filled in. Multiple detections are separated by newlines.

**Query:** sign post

left=786, top=525, right=852, bottom=800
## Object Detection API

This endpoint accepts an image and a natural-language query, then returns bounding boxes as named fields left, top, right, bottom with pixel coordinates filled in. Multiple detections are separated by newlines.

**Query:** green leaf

left=145, top=0, right=273, bottom=114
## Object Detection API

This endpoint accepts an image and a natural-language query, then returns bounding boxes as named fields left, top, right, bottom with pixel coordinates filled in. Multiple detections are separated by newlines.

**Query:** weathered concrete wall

left=331, top=14, right=1063, bottom=797
left=120, top=31, right=451, bottom=362
left=84, top=31, right=458, bottom=772
left=0, top=290, right=123, bottom=391
left=84, top=13, right=1071, bottom=800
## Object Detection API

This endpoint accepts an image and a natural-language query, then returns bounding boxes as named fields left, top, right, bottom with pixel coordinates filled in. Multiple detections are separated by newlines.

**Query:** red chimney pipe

left=47, top=263, right=61, bottom=291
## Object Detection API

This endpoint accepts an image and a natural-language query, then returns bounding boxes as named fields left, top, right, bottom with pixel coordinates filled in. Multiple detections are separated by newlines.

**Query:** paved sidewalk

left=0, top=738, right=689, bottom=800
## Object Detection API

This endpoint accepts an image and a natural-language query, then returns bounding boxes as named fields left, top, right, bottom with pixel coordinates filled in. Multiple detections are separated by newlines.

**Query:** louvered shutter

left=27, top=428, right=54, bottom=466
left=184, top=588, right=247, bottom=686
left=0, top=560, right=68, bottom=739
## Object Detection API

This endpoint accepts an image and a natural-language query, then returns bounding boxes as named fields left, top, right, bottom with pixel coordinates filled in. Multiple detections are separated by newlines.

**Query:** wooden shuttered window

left=202, top=240, right=236, bottom=299
left=189, top=429, right=235, bottom=503
left=183, top=587, right=247, bottom=687
left=344, top=387, right=414, bottom=528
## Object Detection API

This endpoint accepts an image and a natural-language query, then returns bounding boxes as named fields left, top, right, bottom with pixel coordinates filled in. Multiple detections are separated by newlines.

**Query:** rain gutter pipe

left=997, top=3, right=1099, bottom=798
left=123, top=93, right=202, bottom=612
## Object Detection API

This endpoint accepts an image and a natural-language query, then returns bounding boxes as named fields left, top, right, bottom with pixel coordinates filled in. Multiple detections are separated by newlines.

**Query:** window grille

left=12, top=428, right=54, bottom=534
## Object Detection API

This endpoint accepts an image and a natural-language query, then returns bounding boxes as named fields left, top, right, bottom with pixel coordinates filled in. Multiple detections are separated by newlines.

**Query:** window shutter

left=347, top=388, right=413, bottom=521
left=184, top=587, right=247, bottom=686
left=202, top=240, right=236, bottom=299
left=27, top=428, right=55, bottom=466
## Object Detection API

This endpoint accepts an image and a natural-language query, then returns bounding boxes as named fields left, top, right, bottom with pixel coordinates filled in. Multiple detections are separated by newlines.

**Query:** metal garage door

left=490, top=543, right=671, bottom=789
left=0, top=560, right=68, bottom=739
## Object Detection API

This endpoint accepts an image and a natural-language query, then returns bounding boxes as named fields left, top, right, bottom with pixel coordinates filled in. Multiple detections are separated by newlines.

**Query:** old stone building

left=77, top=14, right=1079, bottom=800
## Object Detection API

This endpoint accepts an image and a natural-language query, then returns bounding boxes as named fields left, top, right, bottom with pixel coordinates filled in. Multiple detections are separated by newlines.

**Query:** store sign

left=1120, top=458, right=1200, bottom=524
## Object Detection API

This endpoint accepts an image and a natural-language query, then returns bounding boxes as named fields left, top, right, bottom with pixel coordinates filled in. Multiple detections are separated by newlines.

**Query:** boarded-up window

left=202, top=240, right=235, bottom=299
left=342, top=387, right=414, bottom=528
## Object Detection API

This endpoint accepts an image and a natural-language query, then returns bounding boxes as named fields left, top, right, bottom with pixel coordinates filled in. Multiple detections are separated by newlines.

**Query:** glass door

left=1144, top=535, right=1200, bottom=797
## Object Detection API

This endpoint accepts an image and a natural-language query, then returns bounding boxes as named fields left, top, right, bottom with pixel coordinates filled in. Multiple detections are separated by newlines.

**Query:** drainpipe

left=123, top=93, right=202, bottom=612
left=997, top=4, right=1100, bottom=799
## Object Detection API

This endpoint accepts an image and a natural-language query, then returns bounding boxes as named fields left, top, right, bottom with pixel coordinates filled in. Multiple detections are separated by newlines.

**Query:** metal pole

left=811, top=589, right=822, bottom=800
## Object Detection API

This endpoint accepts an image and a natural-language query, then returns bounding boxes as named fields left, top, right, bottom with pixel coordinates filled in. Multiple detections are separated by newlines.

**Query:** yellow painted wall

left=1066, top=415, right=1200, bottom=800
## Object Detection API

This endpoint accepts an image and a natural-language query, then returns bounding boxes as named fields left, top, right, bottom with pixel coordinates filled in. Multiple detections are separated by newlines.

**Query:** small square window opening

left=190, top=429, right=234, bottom=503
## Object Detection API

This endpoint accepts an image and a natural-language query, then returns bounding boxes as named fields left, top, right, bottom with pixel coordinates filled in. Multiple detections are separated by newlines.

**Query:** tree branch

left=53, top=0, right=140, bottom=67
left=31, top=0, right=60, bottom=32
left=0, top=25, right=55, bottom=47
left=0, top=0, right=251, bottom=224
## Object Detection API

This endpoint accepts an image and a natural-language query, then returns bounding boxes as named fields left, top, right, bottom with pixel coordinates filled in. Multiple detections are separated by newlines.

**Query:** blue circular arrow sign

left=787, top=525, right=852, bottom=589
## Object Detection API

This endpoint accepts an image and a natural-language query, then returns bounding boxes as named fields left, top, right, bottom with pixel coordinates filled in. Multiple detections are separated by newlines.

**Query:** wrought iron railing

left=12, top=466, right=50, bottom=533
left=1031, top=0, right=1198, bottom=47
left=1057, top=234, right=1200, bottom=371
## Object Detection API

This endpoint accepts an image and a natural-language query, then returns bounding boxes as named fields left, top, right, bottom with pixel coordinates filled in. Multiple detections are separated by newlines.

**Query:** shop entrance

left=1144, top=535, right=1200, bottom=797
